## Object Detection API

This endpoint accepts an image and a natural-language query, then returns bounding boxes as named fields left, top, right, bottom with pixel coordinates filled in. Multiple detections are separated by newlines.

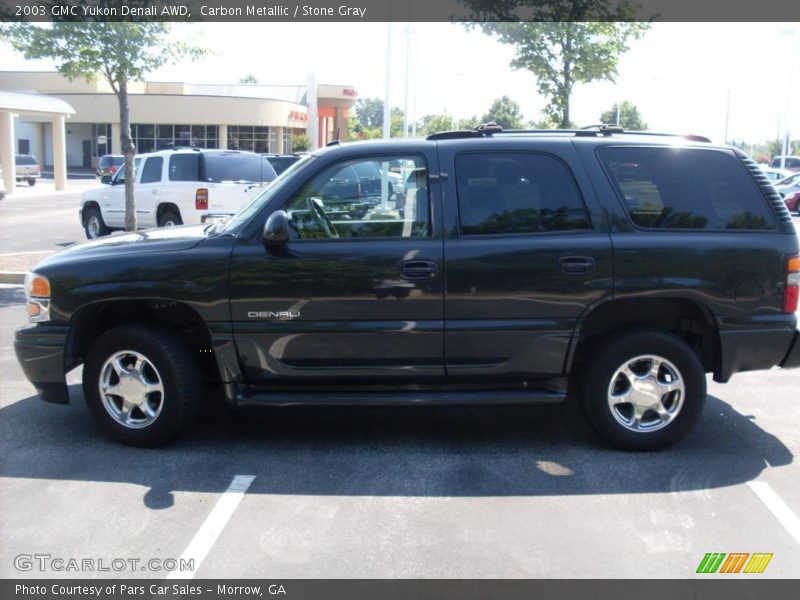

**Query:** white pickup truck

left=79, top=148, right=277, bottom=239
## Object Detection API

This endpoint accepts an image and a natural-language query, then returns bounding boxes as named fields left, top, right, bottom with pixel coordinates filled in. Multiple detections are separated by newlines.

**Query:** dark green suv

left=14, top=126, right=800, bottom=450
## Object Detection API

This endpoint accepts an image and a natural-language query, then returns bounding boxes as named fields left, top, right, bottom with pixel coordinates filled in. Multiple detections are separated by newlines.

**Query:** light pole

left=780, top=28, right=797, bottom=169
left=383, top=22, right=393, bottom=140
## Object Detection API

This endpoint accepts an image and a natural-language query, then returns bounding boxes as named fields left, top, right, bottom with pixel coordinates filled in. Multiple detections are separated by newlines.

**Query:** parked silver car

left=15, top=154, right=41, bottom=186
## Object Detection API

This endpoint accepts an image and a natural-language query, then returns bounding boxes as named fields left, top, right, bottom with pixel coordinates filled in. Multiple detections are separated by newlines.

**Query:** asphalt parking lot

left=1, top=187, right=799, bottom=579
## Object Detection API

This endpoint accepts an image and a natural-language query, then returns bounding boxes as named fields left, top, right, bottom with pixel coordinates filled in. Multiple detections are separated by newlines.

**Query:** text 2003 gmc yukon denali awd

left=14, top=126, right=800, bottom=450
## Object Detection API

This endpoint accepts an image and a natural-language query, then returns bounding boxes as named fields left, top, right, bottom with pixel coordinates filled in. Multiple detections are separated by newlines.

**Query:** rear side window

left=455, top=152, right=591, bottom=235
left=140, top=157, right=163, bottom=184
left=201, top=152, right=277, bottom=183
left=599, top=147, right=777, bottom=231
left=169, top=154, right=200, bottom=181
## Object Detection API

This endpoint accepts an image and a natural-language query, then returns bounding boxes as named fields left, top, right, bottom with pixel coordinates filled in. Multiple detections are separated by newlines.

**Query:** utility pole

left=383, top=23, right=392, bottom=140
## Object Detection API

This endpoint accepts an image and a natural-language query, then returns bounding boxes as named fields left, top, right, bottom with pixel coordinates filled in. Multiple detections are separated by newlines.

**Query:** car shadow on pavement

left=0, top=384, right=792, bottom=509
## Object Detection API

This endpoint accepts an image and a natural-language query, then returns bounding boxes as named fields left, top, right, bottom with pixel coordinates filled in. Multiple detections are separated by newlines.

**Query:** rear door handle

left=558, top=256, right=595, bottom=275
left=399, top=260, right=438, bottom=280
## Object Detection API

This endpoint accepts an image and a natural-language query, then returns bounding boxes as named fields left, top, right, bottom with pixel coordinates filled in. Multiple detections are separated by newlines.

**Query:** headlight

left=24, top=272, right=51, bottom=323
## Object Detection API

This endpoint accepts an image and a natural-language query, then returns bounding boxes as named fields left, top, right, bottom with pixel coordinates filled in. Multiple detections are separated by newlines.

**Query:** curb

left=0, top=272, right=25, bottom=285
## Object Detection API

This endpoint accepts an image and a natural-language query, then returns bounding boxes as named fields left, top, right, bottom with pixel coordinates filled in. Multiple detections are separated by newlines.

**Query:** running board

left=232, top=387, right=566, bottom=408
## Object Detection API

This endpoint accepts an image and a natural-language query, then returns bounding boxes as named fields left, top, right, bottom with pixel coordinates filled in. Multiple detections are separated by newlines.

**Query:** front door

left=229, top=151, right=444, bottom=384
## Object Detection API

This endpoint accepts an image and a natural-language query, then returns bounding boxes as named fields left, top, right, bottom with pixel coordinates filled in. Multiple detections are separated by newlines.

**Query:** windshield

left=201, top=152, right=277, bottom=183
left=221, top=154, right=316, bottom=233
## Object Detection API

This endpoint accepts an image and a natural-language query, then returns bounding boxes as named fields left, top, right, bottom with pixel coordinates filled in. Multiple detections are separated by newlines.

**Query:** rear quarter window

left=201, top=152, right=277, bottom=183
left=598, top=147, right=778, bottom=231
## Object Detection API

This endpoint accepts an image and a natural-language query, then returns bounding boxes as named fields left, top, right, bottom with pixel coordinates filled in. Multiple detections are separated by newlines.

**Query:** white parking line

left=166, top=474, right=256, bottom=579
left=747, top=481, right=800, bottom=545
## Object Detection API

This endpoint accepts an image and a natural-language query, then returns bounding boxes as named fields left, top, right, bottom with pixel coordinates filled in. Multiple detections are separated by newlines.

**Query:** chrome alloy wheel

left=87, top=215, right=101, bottom=238
left=606, top=354, right=685, bottom=432
left=99, top=350, right=165, bottom=429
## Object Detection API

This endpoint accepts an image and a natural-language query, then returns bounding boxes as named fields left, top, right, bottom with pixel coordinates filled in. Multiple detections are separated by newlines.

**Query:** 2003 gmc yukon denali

left=14, top=125, right=800, bottom=450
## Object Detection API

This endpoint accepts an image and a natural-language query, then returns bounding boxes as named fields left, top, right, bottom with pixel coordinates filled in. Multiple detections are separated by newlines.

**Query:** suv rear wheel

left=83, top=325, right=201, bottom=447
left=158, top=209, right=182, bottom=227
left=580, top=329, right=706, bottom=451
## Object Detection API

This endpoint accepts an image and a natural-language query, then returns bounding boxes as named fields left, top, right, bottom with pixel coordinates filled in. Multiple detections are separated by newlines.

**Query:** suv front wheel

left=83, top=325, right=201, bottom=446
left=84, top=207, right=110, bottom=239
left=580, top=329, right=706, bottom=451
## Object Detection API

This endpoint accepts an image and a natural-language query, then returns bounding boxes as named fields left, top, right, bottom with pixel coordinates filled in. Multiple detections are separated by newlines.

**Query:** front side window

left=599, top=147, right=777, bottom=230
left=455, top=152, right=591, bottom=235
left=284, top=156, right=429, bottom=240
left=113, top=158, right=141, bottom=184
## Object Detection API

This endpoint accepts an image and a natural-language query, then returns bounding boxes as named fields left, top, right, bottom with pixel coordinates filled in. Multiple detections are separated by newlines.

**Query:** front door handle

left=399, top=260, right=438, bottom=280
left=558, top=256, right=595, bottom=275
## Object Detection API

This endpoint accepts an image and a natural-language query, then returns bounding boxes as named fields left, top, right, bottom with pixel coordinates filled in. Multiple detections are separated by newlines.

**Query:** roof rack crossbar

left=426, top=123, right=710, bottom=144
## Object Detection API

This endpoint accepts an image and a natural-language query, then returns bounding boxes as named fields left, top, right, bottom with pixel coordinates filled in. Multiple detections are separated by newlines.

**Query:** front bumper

left=14, top=324, right=70, bottom=404
left=781, top=330, right=800, bottom=369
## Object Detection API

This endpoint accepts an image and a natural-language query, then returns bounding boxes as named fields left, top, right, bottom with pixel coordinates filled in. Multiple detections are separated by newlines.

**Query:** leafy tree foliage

left=461, top=2, right=649, bottom=128
left=600, top=100, right=647, bottom=130
left=482, top=96, right=525, bottom=129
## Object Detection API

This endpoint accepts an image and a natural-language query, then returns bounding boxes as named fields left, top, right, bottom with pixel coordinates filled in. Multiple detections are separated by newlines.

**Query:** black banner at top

left=1, top=0, right=799, bottom=22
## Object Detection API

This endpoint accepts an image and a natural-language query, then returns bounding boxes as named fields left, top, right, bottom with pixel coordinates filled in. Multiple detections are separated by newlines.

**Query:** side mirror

left=262, top=210, right=290, bottom=246
left=100, top=175, right=113, bottom=185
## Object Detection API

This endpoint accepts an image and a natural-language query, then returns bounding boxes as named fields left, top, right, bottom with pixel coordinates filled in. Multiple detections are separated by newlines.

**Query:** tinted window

left=140, top=157, right=163, bottom=184
left=599, top=147, right=777, bottom=231
left=265, top=156, right=300, bottom=175
left=201, top=152, right=277, bottom=183
left=455, top=152, right=591, bottom=235
left=284, top=156, right=429, bottom=239
left=169, top=154, right=200, bottom=181
left=15, top=155, right=37, bottom=166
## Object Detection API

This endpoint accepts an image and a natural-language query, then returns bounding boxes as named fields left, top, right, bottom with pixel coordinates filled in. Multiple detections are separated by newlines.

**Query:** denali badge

left=247, top=310, right=301, bottom=319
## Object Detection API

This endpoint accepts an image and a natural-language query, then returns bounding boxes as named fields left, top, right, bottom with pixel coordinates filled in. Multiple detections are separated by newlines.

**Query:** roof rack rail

left=426, top=123, right=711, bottom=143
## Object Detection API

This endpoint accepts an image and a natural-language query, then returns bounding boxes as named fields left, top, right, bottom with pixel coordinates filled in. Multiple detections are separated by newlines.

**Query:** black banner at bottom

left=2, top=579, right=799, bottom=600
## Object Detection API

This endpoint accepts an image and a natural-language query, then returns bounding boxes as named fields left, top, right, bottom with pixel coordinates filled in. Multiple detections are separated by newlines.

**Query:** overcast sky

left=1, top=22, right=797, bottom=144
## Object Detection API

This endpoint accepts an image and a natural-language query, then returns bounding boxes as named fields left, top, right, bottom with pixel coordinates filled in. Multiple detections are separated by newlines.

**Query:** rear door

left=438, top=138, right=614, bottom=380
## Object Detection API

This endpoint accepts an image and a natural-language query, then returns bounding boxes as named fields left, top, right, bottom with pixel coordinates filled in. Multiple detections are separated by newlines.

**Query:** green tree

left=457, top=115, right=481, bottom=130
left=289, top=134, right=311, bottom=152
left=418, top=114, right=456, bottom=136
left=482, top=96, right=525, bottom=129
left=600, top=100, right=647, bottom=130
left=462, top=2, right=648, bottom=128
left=238, top=74, right=259, bottom=84
left=353, top=97, right=386, bottom=130
left=1, top=20, right=206, bottom=231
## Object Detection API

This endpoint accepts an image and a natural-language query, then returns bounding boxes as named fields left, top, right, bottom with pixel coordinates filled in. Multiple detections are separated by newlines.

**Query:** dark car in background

left=96, top=154, right=124, bottom=179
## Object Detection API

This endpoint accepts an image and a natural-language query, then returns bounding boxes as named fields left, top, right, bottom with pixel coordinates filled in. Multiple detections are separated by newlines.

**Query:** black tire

left=27, top=178, right=36, bottom=187
left=83, top=325, right=201, bottom=447
left=580, top=329, right=706, bottom=451
left=84, top=207, right=110, bottom=239
left=158, top=209, right=182, bottom=228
